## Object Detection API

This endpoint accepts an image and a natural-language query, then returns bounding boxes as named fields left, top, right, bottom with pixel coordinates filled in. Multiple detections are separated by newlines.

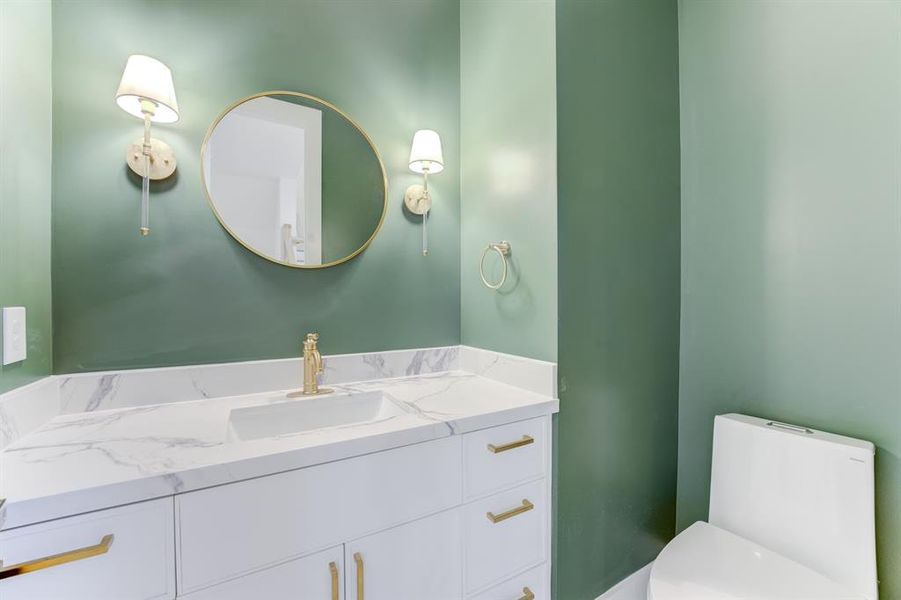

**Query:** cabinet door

left=180, top=545, right=343, bottom=600
left=345, top=508, right=462, bottom=600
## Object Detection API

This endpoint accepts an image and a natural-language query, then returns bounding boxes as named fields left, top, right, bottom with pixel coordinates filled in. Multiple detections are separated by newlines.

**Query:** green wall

left=0, top=0, right=53, bottom=394
left=51, top=0, right=461, bottom=373
left=678, top=1, right=901, bottom=595
left=318, top=105, right=385, bottom=264
left=460, top=0, right=557, bottom=362
left=555, top=0, right=681, bottom=597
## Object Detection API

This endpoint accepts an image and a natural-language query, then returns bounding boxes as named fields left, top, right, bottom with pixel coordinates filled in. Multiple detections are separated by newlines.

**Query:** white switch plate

left=2, top=306, right=27, bottom=365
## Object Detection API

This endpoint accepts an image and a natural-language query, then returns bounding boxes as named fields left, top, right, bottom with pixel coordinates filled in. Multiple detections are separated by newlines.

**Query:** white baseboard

left=595, top=562, right=653, bottom=600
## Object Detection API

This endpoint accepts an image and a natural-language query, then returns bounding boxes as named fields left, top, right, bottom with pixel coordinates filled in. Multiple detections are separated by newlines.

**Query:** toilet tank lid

left=648, top=522, right=870, bottom=600
left=718, top=413, right=874, bottom=455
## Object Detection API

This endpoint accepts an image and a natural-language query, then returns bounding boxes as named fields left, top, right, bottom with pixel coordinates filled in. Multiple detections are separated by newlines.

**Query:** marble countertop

left=1, top=370, right=558, bottom=530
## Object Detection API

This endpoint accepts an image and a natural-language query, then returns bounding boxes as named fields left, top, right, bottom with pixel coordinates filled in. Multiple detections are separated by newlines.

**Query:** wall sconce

left=115, top=55, right=179, bottom=236
left=404, top=129, right=443, bottom=256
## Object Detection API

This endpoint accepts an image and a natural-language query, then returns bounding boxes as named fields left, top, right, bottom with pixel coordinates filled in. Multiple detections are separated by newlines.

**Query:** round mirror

left=201, top=92, right=387, bottom=268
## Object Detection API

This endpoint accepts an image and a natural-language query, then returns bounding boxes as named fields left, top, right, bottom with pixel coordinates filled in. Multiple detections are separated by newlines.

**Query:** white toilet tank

left=709, top=414, right=878, bottom=599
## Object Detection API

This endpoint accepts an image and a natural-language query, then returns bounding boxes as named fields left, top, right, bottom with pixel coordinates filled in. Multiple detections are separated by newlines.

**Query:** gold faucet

left=289, top=332, right=332, bottom=397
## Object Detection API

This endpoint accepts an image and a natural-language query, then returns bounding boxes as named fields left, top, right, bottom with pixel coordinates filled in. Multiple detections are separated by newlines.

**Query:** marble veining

left=84, top=374, right=119, bottom=412
left=1, top=368, right=557, bottom=530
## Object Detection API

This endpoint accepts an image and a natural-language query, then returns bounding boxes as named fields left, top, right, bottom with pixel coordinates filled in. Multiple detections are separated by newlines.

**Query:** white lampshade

left=116, top=55, right=179, bottom=123
left=408, top=129, right=444, bottom=174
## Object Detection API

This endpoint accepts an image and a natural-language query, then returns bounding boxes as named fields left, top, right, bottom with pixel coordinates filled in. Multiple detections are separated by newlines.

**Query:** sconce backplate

left=404, top=184, right=431, bottom=215
left=126, top=137, right=177, bottom=180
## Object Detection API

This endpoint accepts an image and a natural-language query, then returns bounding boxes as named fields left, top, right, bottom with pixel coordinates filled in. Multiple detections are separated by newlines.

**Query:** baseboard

left=595, top=562, right=653, bottom=600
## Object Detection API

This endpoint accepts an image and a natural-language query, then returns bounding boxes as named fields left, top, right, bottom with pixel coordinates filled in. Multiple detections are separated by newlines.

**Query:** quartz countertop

left=0, top=370, right=558, bottom=530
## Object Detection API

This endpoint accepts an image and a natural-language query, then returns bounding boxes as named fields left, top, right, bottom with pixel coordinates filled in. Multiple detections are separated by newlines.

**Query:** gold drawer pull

left=353, top=552, right=364, bottom=600
left=329, top=561, right=339, bottom=600
left=487, top=435, right=534, bottom=453
left=519, top=587, right=536, bottom=600
left=0, top=534, right=114, bottom=580
left=487, top=499, right=534, bottom=523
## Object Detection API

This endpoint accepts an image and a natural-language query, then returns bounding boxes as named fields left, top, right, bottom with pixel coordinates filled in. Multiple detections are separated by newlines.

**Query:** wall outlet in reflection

left=1, top=306, right=27, bottom=365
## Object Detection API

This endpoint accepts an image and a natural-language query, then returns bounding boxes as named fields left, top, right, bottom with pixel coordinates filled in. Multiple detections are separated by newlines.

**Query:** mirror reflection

left=202, top=93, right=386, bottom=268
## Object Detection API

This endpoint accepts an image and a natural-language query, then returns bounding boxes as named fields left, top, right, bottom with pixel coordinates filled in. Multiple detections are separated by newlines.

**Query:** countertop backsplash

left=57, top=346, right=462, bottom=415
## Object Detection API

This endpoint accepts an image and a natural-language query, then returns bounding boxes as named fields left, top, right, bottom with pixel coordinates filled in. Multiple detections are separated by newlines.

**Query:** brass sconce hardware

left=405, top=129, right=444, bottom=255
left=115, top=55, right=179, bottom=236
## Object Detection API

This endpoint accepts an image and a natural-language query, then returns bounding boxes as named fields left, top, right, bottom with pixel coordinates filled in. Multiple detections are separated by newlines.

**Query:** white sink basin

left=226, top=391, right=403, bottom=442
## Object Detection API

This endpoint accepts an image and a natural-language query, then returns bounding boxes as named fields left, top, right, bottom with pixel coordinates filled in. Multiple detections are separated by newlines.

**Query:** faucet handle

left=304, top=332, right=320, bottom=350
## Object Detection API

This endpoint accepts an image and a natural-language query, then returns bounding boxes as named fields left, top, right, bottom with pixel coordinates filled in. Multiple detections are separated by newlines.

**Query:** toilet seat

left=647, top=522, right=867, bottom=600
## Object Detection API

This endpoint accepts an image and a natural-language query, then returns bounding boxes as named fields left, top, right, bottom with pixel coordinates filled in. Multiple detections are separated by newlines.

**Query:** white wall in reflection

left=205, top=97, right=322, bottom=265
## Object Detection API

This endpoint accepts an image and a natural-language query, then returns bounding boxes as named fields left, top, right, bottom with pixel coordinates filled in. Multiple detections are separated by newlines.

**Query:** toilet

left=648, top=413, right=878, bottom=600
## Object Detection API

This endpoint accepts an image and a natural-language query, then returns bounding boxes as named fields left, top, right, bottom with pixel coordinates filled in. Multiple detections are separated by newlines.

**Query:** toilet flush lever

left=766, top=420, right=814, bottom=434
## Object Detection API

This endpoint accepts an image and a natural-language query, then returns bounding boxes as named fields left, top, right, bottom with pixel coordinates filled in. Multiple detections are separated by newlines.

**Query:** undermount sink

left=226, top=391, right=404, bottom=442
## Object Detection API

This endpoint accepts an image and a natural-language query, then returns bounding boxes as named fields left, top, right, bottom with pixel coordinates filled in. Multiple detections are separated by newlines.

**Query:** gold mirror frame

left=200, top=91, right=388, bottom=269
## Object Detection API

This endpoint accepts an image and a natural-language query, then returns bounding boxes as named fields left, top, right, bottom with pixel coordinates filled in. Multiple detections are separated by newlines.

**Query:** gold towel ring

left=480, top=241, right=511, bottom=290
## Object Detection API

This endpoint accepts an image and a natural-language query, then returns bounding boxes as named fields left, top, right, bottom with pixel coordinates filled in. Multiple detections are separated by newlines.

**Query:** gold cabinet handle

left=519, top=587, right=536, bottom=600
left=0, top=534, right=114, bottom=580
left=353, top=552, right=364, bottom=600
left=487, top=499, right=534, bottom=523
left=329, top=561, right=339, bottom=600
left=487, top=435, right=534, bottom=453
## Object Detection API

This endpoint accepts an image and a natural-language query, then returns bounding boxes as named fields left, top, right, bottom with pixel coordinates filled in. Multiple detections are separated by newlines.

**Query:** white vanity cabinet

left=175, top=415, right=551, bottom=599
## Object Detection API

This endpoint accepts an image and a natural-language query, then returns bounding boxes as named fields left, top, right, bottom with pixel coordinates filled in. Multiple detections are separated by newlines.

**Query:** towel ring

left=480, top=241, right=511, bottom=290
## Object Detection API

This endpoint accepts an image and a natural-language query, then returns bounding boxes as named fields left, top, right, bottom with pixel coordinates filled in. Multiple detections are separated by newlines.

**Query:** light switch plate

left=2, top=306, right=27, bottom=365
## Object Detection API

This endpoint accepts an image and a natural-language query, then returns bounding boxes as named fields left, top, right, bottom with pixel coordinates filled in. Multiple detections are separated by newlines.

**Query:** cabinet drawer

left=0, top=497, right=175, bottom=600
left=177, top=435, right=462, bottom=593
left=464, top=480, right=547, bottom=594
left=469, top=564, right=549, bottom=600
left=180, top=545, right=343, bottom=600
left=464, top=417, right=547, bottom=499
